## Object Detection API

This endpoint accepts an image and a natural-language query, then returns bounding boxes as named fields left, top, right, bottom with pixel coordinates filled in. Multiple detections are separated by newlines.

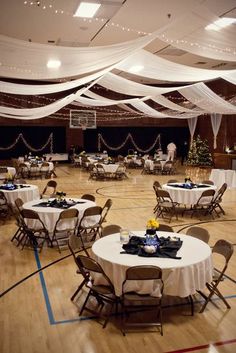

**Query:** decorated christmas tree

left=187, top=135, right=212, bottom=166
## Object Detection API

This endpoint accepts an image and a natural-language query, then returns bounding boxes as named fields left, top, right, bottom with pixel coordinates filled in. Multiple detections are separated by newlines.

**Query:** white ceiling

left=1, top=0, right=236, bottom=83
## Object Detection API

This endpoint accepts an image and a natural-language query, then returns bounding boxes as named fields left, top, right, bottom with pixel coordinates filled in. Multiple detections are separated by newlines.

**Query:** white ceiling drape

left=115, top=49, right=236, bottom=83
left=155, top=5, right=236, bottom=62
left=0, top=31, right=160, bottom=80
left=178, top=82, right=236, bottom=114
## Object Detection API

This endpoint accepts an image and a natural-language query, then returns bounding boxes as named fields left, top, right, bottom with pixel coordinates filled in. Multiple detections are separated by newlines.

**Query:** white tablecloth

left=22, top=198, right=95, bottom=233
left=24, top=161, right=54, bottom=172
left=2, top=184, right=39, bottom=205
left=0, top=167, right=16, bottom=176
left=92, top=231, right=212, bottom=298
left=101, top=163, right=119, bottom=173
left=162, top=183, right=216, bottom=205
left=210, top=169, right=236, bottom=188
left=44, top=153, right=68, bottom=162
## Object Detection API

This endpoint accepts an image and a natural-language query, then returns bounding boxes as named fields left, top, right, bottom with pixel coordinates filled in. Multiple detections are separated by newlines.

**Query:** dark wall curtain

left=0, top=126, right=66, bottom=159
left=84, top=127, right=189, bottom=156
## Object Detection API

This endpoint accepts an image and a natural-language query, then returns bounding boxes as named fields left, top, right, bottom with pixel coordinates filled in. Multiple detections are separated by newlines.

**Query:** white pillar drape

left=211, top=113, right=222, bottom=149
left=187, top=117, right=198, bottom=144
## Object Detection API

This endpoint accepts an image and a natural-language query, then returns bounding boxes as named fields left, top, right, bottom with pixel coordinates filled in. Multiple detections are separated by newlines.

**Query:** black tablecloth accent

left=0, top=184, right=29, bottom=191
left=121, top=236, right=182, bottom=259
left=33, top=199, right=85, bottom=209
left=167, top=183, right=210, bottom=189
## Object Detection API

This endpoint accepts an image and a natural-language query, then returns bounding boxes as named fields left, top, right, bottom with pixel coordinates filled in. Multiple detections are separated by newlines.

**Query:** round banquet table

left=209, top=169, right=236, bottom=188
left=0, top=166, right=16, bottom=177
left=91, top=231, right=213, bottom=298
left=100, top=163, right=119, bottom=174
left=162, top=183, right=217, bottom=205
left=24, top=161, right=54, bottom=172
left=22, top=198, right=95, bottom=233
left=1, top=184, right=39, bottom=205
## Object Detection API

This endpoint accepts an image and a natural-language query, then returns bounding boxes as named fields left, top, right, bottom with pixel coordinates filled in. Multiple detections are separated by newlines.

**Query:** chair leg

left=71, top=278, right=86, bottom=301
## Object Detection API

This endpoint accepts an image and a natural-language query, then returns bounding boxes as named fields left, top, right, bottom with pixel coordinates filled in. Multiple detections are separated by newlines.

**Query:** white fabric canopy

left=116, top=49, right=236, bottom=83
left=98, top=72, right=188, bottom=96
left=178, top=82, right=236, bottom=114
left=0, top=32, right=160, bottom=80
left=156, top=5, right=236, bottom=62
left=130, top=101, right=198, bottom=119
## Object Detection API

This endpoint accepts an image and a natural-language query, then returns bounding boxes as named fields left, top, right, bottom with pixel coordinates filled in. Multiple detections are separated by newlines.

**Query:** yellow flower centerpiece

left=145, top=218, right=160, bottom=253
left=146, top=218, right=159, bottom=235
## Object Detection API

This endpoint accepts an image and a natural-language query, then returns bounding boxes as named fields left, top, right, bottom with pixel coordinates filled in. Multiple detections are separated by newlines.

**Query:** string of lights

left=22, top=1, right=236, bottom=55
left=98, top=133, right=161, bottom=153
left=0, top=132, right=53, bottom=152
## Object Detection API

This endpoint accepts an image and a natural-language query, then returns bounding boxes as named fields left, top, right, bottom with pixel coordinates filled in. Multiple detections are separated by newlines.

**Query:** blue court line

left=34, top=249, right=236, bottom=326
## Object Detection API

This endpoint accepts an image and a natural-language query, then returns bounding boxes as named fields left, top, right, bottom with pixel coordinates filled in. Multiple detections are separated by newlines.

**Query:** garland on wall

left=98, top=133, right=161, bottom=153
left=0, top=133, right=54, bottom=153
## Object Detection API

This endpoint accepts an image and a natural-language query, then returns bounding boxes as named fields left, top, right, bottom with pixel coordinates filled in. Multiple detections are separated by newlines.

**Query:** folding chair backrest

left=125, top=265, right=162, bottom=281
left=156, top=189, right=172, bottom=201
left=15, top=197, right=24, bottom=211
left=81, top=194, right=96, bottom=202
left=214, top=183, right=227, bottom=202
left=186, top=226, right=210, bottom=243
left=79, top=206, right=103, bottom=228
left=212, top=239, right=234, bottom=264
left=158, top=224, right=174, bottom=232
left=101, top=198, right=113, bottom=224
left=197, top=189, right=215, bottom=204
left=78, top=255, right=114, bottom=289
left=101, top=224, right=121, bottom=237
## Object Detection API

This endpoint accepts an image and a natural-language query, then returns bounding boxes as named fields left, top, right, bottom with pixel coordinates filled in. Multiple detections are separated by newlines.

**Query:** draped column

left=187, top=117, right=198, bottom=144
left=211, top=113, right=222, bottom=149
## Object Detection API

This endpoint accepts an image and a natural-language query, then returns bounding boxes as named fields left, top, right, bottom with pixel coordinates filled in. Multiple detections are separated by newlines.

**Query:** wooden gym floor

left=0, top=162, right=236, bottom=353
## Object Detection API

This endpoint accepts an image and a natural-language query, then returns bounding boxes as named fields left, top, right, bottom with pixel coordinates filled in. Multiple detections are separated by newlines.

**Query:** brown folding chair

left=191, top=189, right=215, bottom=219
left=121, top=265, right=164, bottom=336
left=77, top=255, right=120, bottom=328
left=20, top=209, right=52, bottom=251
left=199, top=239, right=234, bottom=313
left=209, top=183, right=227, bottom=217
left=186, top=226, right=210, bottom=243
left=11, top=198, right=25, bottom=245
left=68, top=233, right=87, bottom=301
left=0, top=191, right=11, bottom=219
left=40, top=180, right=57, bottom=198
left=81, top=194, right=96, bottom=202
left=52, top=208, right=79, bottom=252
left=76, top=206, right=103, bottom=256
left=154, top=189, right=180, bottom=223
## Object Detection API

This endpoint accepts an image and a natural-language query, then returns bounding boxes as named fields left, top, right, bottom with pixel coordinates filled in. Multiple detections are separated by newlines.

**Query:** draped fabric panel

left=130, top=101, right=198, bottom=119
left=211, top=113, right=222, bottom=149
left=98, top=72, right=189, bottom=96
left=115, top=49, right=235, bottom=82
left=0, top=32, right=160, bottom=80
left=178, top=82, right=236, bottom=114
left=155, top=5, right=236, bottom=62
left=187, top=117, right=198, bottom=144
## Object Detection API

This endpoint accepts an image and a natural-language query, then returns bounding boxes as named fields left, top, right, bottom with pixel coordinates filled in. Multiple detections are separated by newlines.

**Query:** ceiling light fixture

left=129, top=65, right=144, bottom=73
left=74, top=2, right=101, bottom=18
left=205, top=17, right=236, bottom=31
left=47, top=59, right=61, bottom=69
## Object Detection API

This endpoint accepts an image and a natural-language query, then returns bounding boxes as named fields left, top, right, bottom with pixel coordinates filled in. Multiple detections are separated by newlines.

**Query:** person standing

left=166, top=142, right=177, bottom=161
